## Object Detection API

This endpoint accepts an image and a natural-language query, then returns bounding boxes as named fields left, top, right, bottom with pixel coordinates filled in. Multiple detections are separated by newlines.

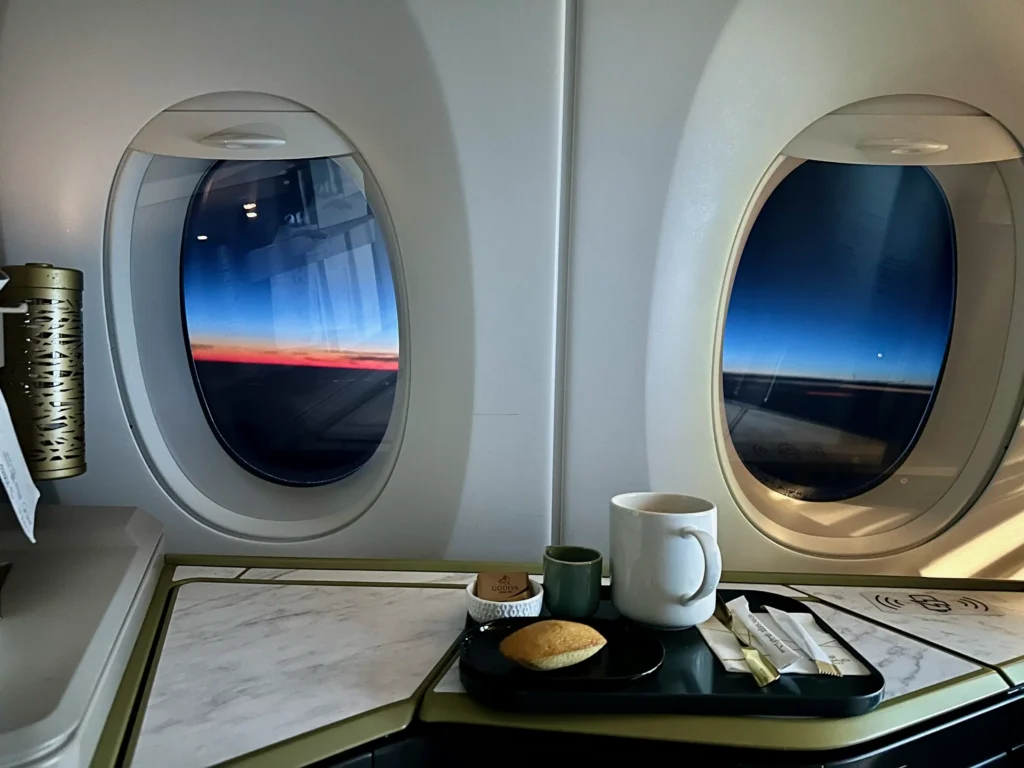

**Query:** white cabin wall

left=407, top=2, right=566, bottom=559
left=0, top=0, right=565, bottom=558
left=2, top=0, right=1021, bottom=575
left=647, top=0, right=1024, bottom=577
left=561, top=0, right=737, bottom=552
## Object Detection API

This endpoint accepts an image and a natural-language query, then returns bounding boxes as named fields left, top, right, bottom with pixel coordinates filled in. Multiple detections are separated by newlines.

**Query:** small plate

left=459, top=617, right=664, bottom=692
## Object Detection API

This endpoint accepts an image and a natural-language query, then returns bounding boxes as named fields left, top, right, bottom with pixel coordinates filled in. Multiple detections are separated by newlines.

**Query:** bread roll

left=499, top=620, right=607, bottom=671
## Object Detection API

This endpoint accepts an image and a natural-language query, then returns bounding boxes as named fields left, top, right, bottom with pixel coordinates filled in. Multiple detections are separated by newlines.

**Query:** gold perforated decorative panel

left=0, top=264, right=84, bottom=480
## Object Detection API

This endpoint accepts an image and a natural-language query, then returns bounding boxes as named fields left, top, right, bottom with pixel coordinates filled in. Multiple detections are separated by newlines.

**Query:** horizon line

left=192, top=346, right=398, bottom=371
left=722, top=370, right=934, bottom=388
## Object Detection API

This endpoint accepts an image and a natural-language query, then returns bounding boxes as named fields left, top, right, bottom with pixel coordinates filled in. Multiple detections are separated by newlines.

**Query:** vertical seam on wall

left=551, top=0, right=580, bottom=546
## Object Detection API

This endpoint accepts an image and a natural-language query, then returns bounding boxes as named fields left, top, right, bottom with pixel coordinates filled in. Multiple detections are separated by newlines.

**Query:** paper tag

left=0, top=388, right=39, bottom=542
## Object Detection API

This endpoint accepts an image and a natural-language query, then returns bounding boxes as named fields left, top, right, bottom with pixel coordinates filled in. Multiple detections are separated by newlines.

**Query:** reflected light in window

left=180, top=156, right=400, bottom=486
left=242, top=202, right=256, bottom=210
left=196, top=235, right=208, bottom=241
left=722, top=162, right=955, bottom=502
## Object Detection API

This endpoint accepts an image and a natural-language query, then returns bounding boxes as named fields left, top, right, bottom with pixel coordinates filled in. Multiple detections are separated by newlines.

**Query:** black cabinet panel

left=317, top=752, right=371, bottom=768
left=375, top=737, right=428, bottom=768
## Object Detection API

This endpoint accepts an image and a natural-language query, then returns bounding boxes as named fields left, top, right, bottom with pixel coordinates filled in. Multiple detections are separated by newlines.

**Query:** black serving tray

left=459, top=588, right=885, bottom=717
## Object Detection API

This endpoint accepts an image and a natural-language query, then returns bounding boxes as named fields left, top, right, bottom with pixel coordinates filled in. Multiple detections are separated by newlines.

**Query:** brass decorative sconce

left=0, top=263, right=85, bottom=480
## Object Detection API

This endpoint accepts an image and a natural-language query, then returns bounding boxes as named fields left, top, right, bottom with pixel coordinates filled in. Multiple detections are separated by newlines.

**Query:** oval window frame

left=106, top=95, right=411, bottom=541
left=179, top=156, right=401, bottom=488
left=721, top=160, right=958, bottom=504
left=713, top=153, right=1024, bottom=557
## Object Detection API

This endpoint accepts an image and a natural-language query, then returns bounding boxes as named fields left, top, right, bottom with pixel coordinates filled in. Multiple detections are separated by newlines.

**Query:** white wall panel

left=561, top=0, right=736, bottom=551
left=7, top=0, right=1021, bottom=575
left=648, top=0, right=1024, bottom=576
left=0, top=0, right=565, bottom=558
left=408, top=2, right=565, bottom=559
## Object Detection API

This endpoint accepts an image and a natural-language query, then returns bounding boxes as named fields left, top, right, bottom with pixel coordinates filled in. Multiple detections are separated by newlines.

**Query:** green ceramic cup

left=542, top=545, right=603, bottom=618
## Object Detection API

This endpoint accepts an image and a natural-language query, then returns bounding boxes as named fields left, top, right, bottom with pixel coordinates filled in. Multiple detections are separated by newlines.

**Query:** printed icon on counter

left=862, top=591, right=1003, bottom=616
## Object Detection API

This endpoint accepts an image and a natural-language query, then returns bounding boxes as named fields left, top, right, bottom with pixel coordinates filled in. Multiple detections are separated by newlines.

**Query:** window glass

left=181, top=158, right=399, bottom=486
left=723, top=161, right=956, bottom=501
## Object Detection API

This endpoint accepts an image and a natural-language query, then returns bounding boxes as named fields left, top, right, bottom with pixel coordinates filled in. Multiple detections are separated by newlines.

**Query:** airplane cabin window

left=722, top=161, right=956, bottom=502
left=180, top=157, right=400, bottom=487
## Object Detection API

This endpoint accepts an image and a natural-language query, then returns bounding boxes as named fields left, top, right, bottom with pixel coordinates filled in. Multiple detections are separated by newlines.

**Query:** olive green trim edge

left=1003, top=659, right=1024, bottom=684
left=883, top=668, right=998, bottom=702
left=419, top=668, right=1005, bottom=751
left=166, top=558, right=1024, bottom=592
left=167, top=576, right=815, bottom=594
left=169, top=577, right=470, bottom=590
left=217, top=626, right=464, bottom=767
left=998, top=657, right=1024, bottom=685
left=166, top=554, right=540, bottom=574
left=119, top=583, right=181, bottom=766
left=726, top=571, right=1024, bottom=592
left=212, top=701, right=414, bottom=768
left=90, top=565, right=176, bottom=768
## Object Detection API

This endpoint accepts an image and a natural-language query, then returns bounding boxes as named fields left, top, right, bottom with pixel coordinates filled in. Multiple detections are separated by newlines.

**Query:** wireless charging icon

left=862, top=592, right=1002, bottom=616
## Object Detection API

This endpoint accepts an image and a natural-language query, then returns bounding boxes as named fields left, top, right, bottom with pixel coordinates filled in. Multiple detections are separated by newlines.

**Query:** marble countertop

left=131, top=580, right=465, bottom=767
left=119, top=567, right=1024, bottom=765
left=794, top=585, right=1024, bottom=682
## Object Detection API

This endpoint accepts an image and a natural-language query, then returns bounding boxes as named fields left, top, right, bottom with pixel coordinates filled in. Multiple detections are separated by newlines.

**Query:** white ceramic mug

left=610, top=492, right=723, bottom=629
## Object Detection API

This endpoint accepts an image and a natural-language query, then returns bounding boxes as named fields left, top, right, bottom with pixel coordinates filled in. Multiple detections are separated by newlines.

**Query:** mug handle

left=678, top=526, right=722, bottom=605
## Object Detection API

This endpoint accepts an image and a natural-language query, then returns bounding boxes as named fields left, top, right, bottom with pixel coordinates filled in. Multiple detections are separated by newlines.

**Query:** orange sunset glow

left=191, top=343, right=399, bottom=371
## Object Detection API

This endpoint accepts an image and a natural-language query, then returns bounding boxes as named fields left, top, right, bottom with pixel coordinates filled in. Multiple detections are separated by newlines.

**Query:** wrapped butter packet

left=726, top=595, right=801, bottom=672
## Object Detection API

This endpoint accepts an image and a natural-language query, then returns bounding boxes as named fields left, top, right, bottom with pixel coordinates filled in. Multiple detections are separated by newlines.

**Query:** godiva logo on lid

left=494, top=575, right=519, bottom=592
left=476, top=571, right=529, bottom=602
